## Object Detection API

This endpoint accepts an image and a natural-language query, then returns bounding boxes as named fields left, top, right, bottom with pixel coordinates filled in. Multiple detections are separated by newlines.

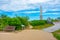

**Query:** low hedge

left=30, top=20, right=47, bottom=26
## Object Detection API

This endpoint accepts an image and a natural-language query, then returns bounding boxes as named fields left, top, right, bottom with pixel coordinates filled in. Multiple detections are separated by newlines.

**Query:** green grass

left=52, top=20, right=60, bottom=22
left=30, top=20, right=54, bottom=29
left=52, top=30, right=60, bottom=40
left=32, top=24, right=53, bottom=29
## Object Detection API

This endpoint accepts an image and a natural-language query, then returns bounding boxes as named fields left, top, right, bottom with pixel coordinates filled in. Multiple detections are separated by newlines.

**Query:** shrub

left=15, top=26, right=22, bottom=30
left=53, top=33, right=60, bottom=40
left=0, top=14, right=29, bottom=30
left=30, top=20, right=47, bottom=26
left=52, top=30, right=60, bottom=40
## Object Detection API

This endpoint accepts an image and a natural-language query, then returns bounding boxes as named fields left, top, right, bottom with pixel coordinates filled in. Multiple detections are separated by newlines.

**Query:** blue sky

left=0, top=0, right=60, bottom=20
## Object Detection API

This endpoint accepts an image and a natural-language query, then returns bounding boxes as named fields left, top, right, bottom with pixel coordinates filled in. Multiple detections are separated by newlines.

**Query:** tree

left=0, top=14, right=29, bottom=30
left=0, top=14, right=8, bottom=30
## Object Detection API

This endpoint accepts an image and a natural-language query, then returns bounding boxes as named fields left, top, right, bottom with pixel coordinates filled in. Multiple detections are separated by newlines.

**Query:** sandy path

left=0, top=30, right=57, bottom=40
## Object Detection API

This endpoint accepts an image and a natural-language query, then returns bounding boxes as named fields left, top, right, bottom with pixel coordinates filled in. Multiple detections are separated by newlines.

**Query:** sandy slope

left=0, top=30, right=57, bottom=40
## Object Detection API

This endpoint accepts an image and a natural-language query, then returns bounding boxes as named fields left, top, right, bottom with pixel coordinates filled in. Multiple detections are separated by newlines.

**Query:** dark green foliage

left=17, top=17, right=29, bottom=26
left=53, top=33, right=60, bottom=40
left=52, top=30, right=60, bottom=40
left=0, top=14, right=29, bottom=30
left=15, top=26, right=22, bottom=30
left=30, top=20, right=47, bottom=26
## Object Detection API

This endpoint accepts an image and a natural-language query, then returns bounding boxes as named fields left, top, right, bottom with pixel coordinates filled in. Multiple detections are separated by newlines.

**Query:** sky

left=0, top=0, right=60, bottom=20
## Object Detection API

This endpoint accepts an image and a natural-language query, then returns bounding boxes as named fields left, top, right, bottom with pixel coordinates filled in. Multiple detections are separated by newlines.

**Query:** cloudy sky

left=0, top=0, right=60, bottom=20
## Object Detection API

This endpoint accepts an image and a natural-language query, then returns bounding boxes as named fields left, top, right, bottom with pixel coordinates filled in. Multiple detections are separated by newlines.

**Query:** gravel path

left=43, top=22, right=60, bottom=32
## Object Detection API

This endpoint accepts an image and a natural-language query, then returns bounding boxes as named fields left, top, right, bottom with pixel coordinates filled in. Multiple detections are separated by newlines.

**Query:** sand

left=0, top=30, right=57, bottom=40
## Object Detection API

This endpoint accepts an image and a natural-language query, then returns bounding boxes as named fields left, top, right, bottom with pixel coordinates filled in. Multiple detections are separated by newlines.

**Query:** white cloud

left=43, top=13, right=59, bottom=15
left=23, top=11, right=40, bottom=14
left=14, top=11, right=40, bottom=14
left=0, top=0, right=50, bottom=11
left=52, top=13, right=59, bottom=15
left=52, top=9, right=60, bottom=11
left=48, top=0, right=60, bottom=5
left=41, top=0, right=60, bottom=10
left=0, top=0, right=11, bottom=6
left=43, top=9, right=47, bottom=13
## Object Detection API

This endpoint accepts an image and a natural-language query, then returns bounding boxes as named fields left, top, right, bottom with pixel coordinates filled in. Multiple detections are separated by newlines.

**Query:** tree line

left=0, top=14, right=29, bottom=30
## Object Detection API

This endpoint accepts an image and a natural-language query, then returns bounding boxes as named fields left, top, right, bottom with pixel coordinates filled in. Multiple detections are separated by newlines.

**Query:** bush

left=0, top=14, right=29, bottom=30
left=53, top=33, right=60, bottom=40
left=52, top=30, right=60, bottom=40
left=15, top=26, right=22, bottom=30
left=30, top=20, right=47, bottom=26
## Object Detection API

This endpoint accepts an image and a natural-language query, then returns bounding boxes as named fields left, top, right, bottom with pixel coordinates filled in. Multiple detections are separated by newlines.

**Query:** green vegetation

left=0, top=14, right=29, bottom=30
left=30, top=20, right=46, bottom=26
left=0, top=14, right=54, bottom=31
left=32, top=24, right=53, bottom=29
left=30, top=20, right=53, bottom=29
left=52, top=17, right=60, bottom=22
left=52, top=19, right=60, bottom=22
left=30, top=20, right=47, bottom=26
left=52, top=30, right=60, bottom=40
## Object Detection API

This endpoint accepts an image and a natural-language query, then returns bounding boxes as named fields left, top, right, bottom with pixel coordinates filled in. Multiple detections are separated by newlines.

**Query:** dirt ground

left=0, top=30, right=57, bottom=40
